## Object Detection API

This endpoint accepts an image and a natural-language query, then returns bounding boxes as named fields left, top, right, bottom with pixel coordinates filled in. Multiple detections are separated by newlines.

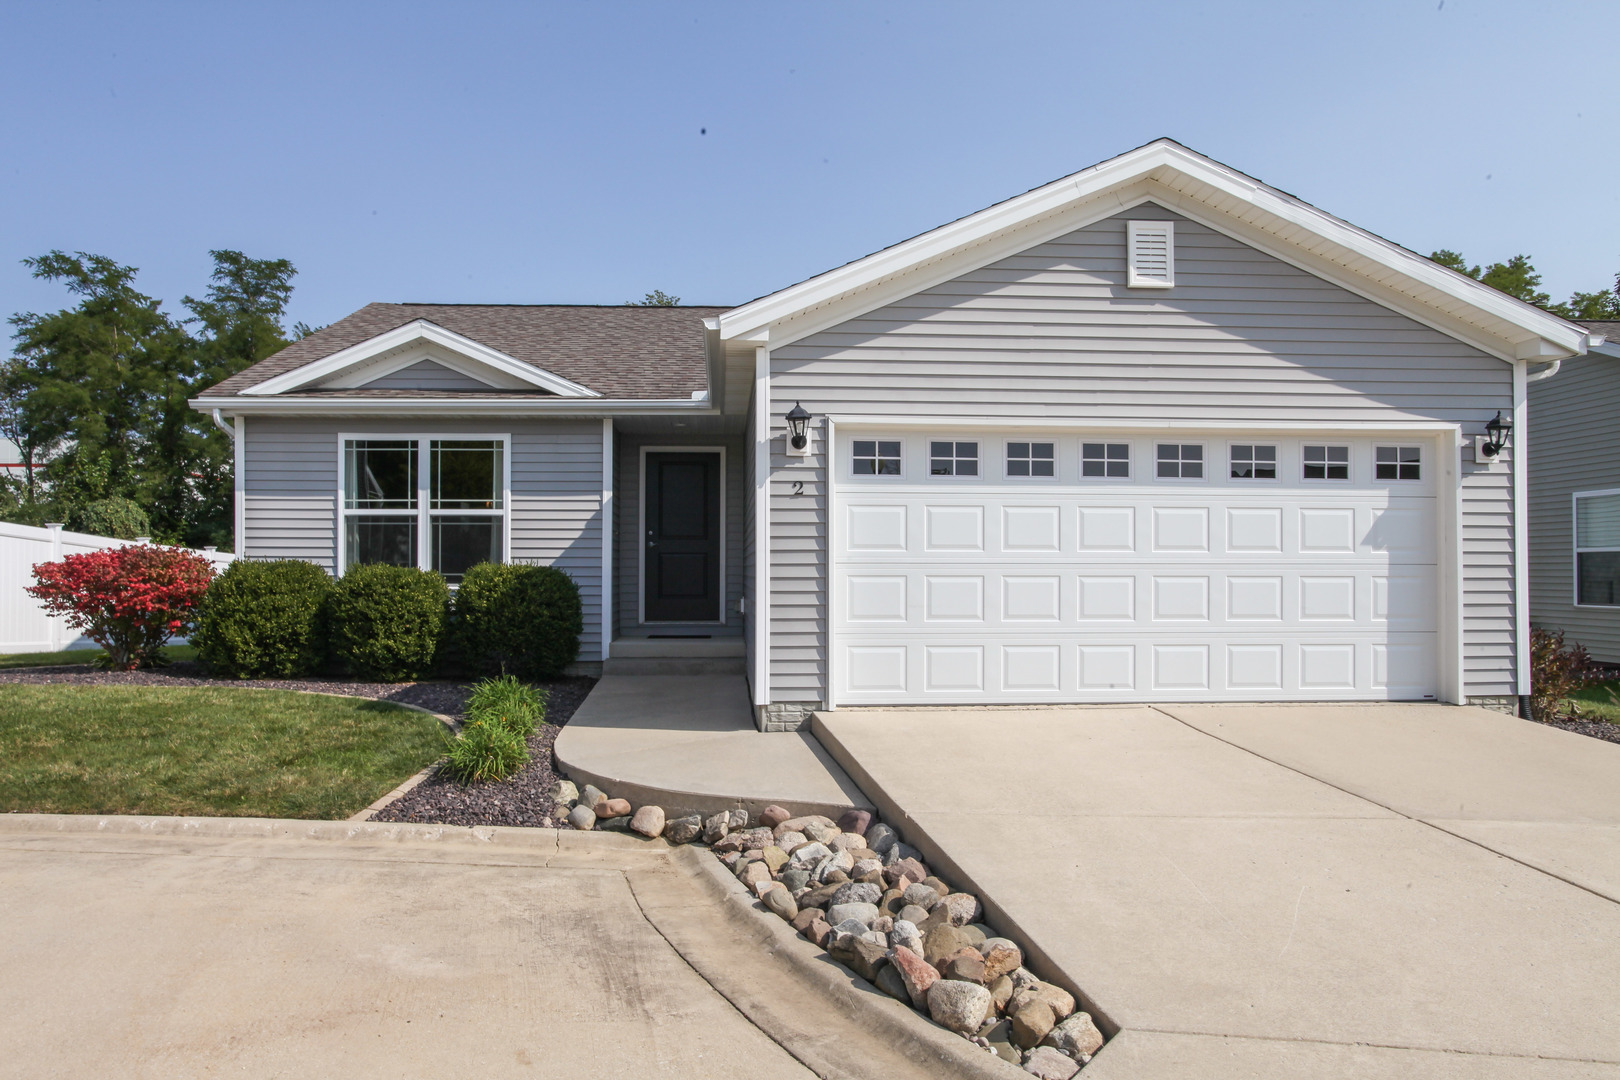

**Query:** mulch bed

left=0, top=659, right=599, bottom=826
left=1540, top=715, right=1620, bottom=745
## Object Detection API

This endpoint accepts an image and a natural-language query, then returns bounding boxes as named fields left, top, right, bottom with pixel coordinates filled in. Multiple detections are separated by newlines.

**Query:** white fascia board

left=240, top=319, right=603, bottom=398
left=191, top=395, right=715, bottom=417
left=830, top=415, right=1462, bottom=433
left=717, top=139, right=1588, bottom=360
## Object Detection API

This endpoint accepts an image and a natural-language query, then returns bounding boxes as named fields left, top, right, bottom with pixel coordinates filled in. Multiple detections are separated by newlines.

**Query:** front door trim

left=639, top=445, right=726, bottom=625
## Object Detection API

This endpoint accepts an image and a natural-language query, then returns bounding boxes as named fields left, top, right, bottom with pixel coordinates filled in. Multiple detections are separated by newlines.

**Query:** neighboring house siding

left=241, top=416, right=605, bottom=659
left=613, top=431, right=746, bottom=635
left=1528, top=355, right=1620, bottom=661
left=767, top=202, right=1517, bottom=704
left=361, top=360, right=499, bottom=391
left=744, top=393, right=759, bottom=692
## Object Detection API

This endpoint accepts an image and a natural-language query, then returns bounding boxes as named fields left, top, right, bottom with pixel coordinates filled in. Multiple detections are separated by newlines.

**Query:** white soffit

left=717, top=139, right=1588, bottom=363
left=240, top=319, right=602, bottom=397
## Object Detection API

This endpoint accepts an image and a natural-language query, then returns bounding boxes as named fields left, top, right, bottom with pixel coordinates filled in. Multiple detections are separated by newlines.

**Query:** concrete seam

left=1120, top=1025, right=1620, bottom=1064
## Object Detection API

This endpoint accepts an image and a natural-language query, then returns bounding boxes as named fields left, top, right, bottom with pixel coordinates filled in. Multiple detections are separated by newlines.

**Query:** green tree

left=627, top=289, right=681, bottom=306
left=1553, top=271, right=1620, bottom=320
left=1430, top=249, right=1619, bottom=320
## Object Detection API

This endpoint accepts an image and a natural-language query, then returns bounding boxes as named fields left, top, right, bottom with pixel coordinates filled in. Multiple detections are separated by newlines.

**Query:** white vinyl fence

left=0, top=521, right=237, bottom=654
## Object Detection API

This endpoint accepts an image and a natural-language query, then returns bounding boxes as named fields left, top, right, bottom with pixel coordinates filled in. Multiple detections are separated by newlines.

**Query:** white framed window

left=930, top=440, right=979, bottom=477
left=1230, top=443, right=1278, bottom=480
left=1302, top=444, right=1350, bottom=481
left=340, top=435, right=508, bottom=583
left=1006, top=440, right=1055, bottom=478
left=1156, top=443, right=1203, bottom=479
left=1574, top=489, right=1620, bottom=606
left=1375, top=445, right=1421, bottom=481
left=1126, top=220, right=1174, bottom=288
left=1082, top=442, right=1130, bottom=478
left=852, top=439, right=902, bottom=476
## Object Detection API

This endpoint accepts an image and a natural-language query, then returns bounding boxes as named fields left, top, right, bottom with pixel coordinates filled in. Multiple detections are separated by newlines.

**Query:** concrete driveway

left=815, top=703, right=1620, bottom=1079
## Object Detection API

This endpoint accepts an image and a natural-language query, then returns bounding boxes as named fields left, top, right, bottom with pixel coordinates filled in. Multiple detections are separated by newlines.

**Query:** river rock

left=1010, top=982, right=1076, bottom=1022
left=1010, top=998, right=1056, bottom=1048
left=903, top=883, right=942, bottom=910
left=989, top=975, right=1015, bottom=1012
left=981, top=940, right=1023, bottom=982
left=875, top=962, right=910, bottom=1003
left=789, top=842, right=831, bottom=865
left=799, top=883, right=841, bottom=910
left=836, top=809, right=872, bottom=835
left=898, top=903, right=931, bottom=926
left=738, top=861, right=772, bottom=890
left=628, top=804, right=665, bottom=838
left=825, top=901, right=879, bottom=928
left=828, top=831, right=867, bottom=853
left=598, top=815, right=631, bottom=832
left=864, top=822, right=898, bottom=855
left=927, top=979, right=992, bottom=1034
left=703, top=812, right=732, bottom=844
left=890, top=919, right=923, bottom=954
left=1043, top=1012, right=1104, bottom=1058
left=804, top=917, right=833, bottom=948
left=830, top=934, right=888, bottom=982
left=979, top=1018, right=1020, bottom=1064
left=923, top=924, right=974, bottom=968
left=548, top=779, right=579, bottom=807
left=727, top=809, right=748, bottom=830
left=566, top=804, right=596, bottom=830
left=884, top=857, right=929, bottom=887
left=830, top=881, right=882, bottom=907
left=889, top=945, right=939, bottom=1009
left=761, top=845, right=789, bottom=873
left=939, top=946, right=987, bottom=985
left=578, top=784, right=608, bottom=813
left=1021, top=1046, right=1080, bottom=1080
left=884, top=841, right=923, bottom=866
left=851, top=858, right=885, bottom=883
left=664, top=813, right=702, bottom=844
left=774, top=815, right=835, bottom=839
left=777, top=831, right=809, bottom=852
left=870, top=915, right=893, bottom=934
left=759, top=804, right=792, bottom=829
left=937, top=892, right=982, bottom=927
left=778, top=867, right=811, bottom=892
left=598, top=797, right=631, bottom=819
left=1010, top=967, right=1041, bottom=992
left=959, top=924, right=987, bottom=949
left=761, top=885, right=798, bottom=922
left=791, top=907, right=824, bottom=933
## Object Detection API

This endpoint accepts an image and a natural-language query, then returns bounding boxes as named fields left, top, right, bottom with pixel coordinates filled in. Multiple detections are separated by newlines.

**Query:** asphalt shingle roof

left=205, top=303, right=729, bottom=400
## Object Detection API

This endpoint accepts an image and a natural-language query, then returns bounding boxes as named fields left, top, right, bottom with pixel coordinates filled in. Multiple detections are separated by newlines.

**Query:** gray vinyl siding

left=767, top=202, right=1518, bottom=704
left=363, top=360, right=497, bottom=391
left=612, top=432, right=746, bottom=636
left=1528, top=355, right=1620, bottom=661
left=241, top=416, right=605, bottom=660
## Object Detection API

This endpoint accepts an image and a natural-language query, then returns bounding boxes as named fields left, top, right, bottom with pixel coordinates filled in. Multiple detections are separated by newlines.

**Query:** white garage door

left=833, top=431, right=1440, bottom=704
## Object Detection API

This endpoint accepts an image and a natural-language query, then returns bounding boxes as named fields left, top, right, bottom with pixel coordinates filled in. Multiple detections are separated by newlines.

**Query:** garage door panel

left=835, top=434, right=1439, bottom=704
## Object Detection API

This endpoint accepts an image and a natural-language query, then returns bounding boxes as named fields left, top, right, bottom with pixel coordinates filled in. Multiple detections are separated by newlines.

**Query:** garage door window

left=1575, top=490, right=1620, bottom=606
left=930, top=441, right=979, bottom=476
left=1082, top=442, right=1130, bottom=478
left=1230, top=444, right=1277, bottom=479
left=1006, top=441, right=1055, bottom=478
left=1156, top=443, right=1204, bottom=479
left=1303, top=445, right=1350, bottom=481
left=853, top=440, right=902, bottom=476
left=1375, top=446, right=1422, bottom=480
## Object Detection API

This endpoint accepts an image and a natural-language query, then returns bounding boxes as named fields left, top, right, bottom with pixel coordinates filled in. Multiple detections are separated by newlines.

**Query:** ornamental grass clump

left=442, top=714, right=530, bottom=784
left=193, top=559, right=334, bottom=678
left=26, top=544, right=216, bottom=670
left=464, top=674, right=547, bottom=738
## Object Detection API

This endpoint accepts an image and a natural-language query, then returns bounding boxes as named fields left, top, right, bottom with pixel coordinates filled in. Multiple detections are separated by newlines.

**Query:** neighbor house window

left=1230, top=444, right=1277, bottom=479
left=1575, top=490, right=1620, bottom=606
left=1082, top=442, right=1130, bottom=478
left=930, top=441, right=979, bottom=476
left=342, top=436, right=506, bottom=583
left=1376, top=446, right=1421, bottom=480
left=1007, top=441, right=1055, bottom=477
left=1156, top=443, right=1203, bottom=479
left=852, top=439, right=902, bottom=476
left=1303, top=445, right=1350, bottom=480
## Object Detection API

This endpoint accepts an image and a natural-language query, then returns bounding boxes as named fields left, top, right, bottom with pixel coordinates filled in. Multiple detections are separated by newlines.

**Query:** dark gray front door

left=644, top=451, right=721, bottom=622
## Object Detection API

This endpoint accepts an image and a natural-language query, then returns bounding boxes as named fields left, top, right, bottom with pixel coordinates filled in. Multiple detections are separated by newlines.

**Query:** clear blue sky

left=2, top=1, right=1615, bottom=334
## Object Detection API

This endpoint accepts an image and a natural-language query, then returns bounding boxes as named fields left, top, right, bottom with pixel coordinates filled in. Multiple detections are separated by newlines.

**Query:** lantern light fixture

left=786, top=402, right=812, bottom=451
left=1481, top=410, right=1512, bottom=458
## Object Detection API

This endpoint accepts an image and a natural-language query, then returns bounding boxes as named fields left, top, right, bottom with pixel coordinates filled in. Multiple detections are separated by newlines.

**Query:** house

left=192, top=139, right=1592, bottom=729
left=1528, top=320, right=1620, bottom=662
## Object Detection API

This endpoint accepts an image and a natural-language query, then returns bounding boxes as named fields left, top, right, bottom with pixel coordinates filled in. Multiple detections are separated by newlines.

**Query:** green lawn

left=1565, top=679, right=1620, bottom=724
left=0, top=645, right=198, bottom=670
left=0, top=685, right=446, bottom=819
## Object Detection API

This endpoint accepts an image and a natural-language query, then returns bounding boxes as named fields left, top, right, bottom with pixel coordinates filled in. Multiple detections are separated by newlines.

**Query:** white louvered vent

left=1127, top=220, right=1175, bottom=288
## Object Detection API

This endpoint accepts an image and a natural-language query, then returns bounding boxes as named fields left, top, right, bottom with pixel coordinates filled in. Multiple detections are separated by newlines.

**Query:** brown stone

left=790, top=907, right=824, bottom=933
left=1042, top=1012, right=1105, bottom=1058
left=628, top=804, right=665, bottom=838
left=759, top=804, right=792, bottom=829
left=1010, top=982, right=1076, bottom=1022
left=598, top=798, right=632, bottom=819
left=800, top=884, right=841, bottom=909
left=1022, top=1046, right=1080, bottom=1080
left=761, top=845, right=790, bottom=873
left=981, top=941, right=1022, bottom=982
left=889, top=945, right=939, bottom=1009
left=1010, top=998, right=1056, bottom=1049
left=836, top=809, right=872, bottom=835
left=805, top=917, right=834, bottom=948
left=773, top=815, right=835, bottom=840
left=938, top=946, right=987, bottom=985
left=988, top=975, right=1015, bottom=1013
left=921, top=875, right=950, bottom=896
left=830, top=934, right=889, bottom=982
left=738, top=861, right=772, bottom=890
left=879, top=888, right=906, bottom=915
left=823, top=869, right=850, bottom=886
left=847, top=847, right=879, bottom=864
left=885, top=857, right=929, bottom=887
left=922, top=924, right=974, bottom=968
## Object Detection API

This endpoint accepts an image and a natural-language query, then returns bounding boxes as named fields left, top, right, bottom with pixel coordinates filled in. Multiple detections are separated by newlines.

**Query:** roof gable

left=718, top=139, right=1589, bottom=364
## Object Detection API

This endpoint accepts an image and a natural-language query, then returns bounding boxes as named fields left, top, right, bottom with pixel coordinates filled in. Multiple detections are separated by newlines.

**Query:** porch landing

left=553, top=675, right=871, bottom=821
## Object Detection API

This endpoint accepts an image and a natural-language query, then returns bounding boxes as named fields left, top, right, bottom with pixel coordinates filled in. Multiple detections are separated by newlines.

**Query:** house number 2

left=791, top=481, right=804, bottom=495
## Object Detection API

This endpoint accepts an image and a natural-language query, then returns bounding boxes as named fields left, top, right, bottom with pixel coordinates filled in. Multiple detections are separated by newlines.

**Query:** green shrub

left=441, top=715, right=529, bottom=783
left=450, top=562, right=583, bottom=680
left=193, top=559, right=334, bottom=678
left=326, top=564, right=450, bottom=682
left=464, top=674, right=546, bottom=737
left=68, top=497, right=151, bottom=540
left=1529, top=627, right=1600, bottom=722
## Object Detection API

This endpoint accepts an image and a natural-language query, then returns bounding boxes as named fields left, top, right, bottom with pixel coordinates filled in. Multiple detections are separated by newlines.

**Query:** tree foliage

left=1429, top=250, right=1619, bottom=320
left=628, top=289, right=681, bottom=306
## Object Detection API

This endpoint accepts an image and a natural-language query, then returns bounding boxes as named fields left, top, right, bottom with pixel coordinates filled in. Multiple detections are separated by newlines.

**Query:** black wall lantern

left=1482, top=410, right=1512, bottom=457
left=786, top=402, right=812, bottom=451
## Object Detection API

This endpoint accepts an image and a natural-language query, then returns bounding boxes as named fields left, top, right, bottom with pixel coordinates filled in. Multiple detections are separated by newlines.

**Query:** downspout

left=1525, top=359, right=1561, bottom=382
left=211, top=409, right=235, bottom=438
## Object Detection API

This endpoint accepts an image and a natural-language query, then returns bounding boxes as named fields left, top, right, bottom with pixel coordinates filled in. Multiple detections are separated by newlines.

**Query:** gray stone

left=875, top=962, right=910, bottom=1003
left=739, top=826, right=774, bottom=851
left=778, top=867, right=811, bottom=892
left=869, top=915, right=893, bottom=934
left=773, top=814, right=835, bottom=839
left=825, top=901, right=879, bottom=928
left=548, top=779, right=579, bottom=807
left=829, top=934, right=889, bottom=981
left=802, top=821, right=840, bottom=844
left=837, top=808, right=872, bottom=835
left=959, top=924, right=988, bottom=949
left=898, top=903, right=931, bottom=926
left=936, top=891, right=982, bottom=927
left=1010, top=967, right=1041, bottom=992
left=597, top=815, right=631, bottom=832
left=703, top=811, right=732, bottom=844
left=776, top=831, right=808, bottom=852
left=864, top=822, right=899, bottom=855
left=628, top=804, right=665, bottom=838
left=927, top=979, right=993, bottom=1034
left=565, top=804, right=596, bottom=831
left=884, top=841, right=923, bottom=867
left=1021, top=1046, right=1080, bottom=1080
left=788, top=841, right=831, bottom=865
left=890, top=919, right=923, bottom=954
left=578, top=784, right=608, bottom=813
left=761, top=885, right=798, bottom=922
left=738, top=861, right=772, bottom=890
left=827, top=831, right=867, bottom=853
left=981, top=1018, right=1021, bottom=1065
left=830, top=881, right=882, bottom=907
left=1043, top=1013, right=1104, bottom=1058
left=851, top=858, right=884, bottom=881
left=727, top=808, right=748, bottom=831
left=661, top=814, right=699, bottom=844
left=903, top=883, right=942, bottom=910
left=859, top=930, right=887, bottom=948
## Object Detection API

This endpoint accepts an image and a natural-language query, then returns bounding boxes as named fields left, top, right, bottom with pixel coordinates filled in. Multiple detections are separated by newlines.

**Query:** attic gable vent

left=1127, top=220, right=1175, bottom=288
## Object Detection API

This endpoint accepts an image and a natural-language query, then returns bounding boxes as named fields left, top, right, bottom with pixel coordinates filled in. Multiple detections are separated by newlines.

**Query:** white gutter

left=210, top=408, right=236, bottom=438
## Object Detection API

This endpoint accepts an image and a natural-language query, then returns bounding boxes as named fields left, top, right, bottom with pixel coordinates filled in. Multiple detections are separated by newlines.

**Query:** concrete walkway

left=555, top=675, right=870, bottom=820
left=813, top=703, right=1620, bottom=1079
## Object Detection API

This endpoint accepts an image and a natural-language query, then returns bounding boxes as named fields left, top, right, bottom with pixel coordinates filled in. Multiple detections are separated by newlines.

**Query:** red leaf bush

left=27, top=544, right=217, bottom=670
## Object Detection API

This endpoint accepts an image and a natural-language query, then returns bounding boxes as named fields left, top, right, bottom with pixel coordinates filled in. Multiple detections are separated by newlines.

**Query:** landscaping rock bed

left=1542, top=716, right=1620, bottom=745
left=554, top=785, right=1104, bottom=1075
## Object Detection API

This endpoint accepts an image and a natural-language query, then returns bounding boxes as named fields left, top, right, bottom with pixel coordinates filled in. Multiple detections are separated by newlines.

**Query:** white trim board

left=601, top=418, right=614, bottom=661
left=636, top=445, right=728, bottom=627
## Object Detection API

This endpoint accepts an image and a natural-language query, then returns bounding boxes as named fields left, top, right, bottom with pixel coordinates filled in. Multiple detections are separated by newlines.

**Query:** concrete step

left=602, top=657, right=747, bottom=676
left=610, top=638, right=746, bottom=659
